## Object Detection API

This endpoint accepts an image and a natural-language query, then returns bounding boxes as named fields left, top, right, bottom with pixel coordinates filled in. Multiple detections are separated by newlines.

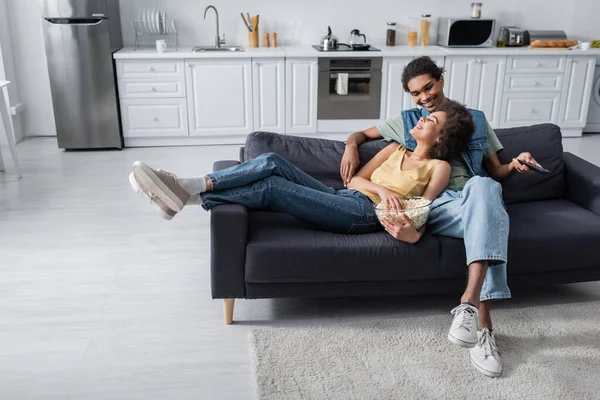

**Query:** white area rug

left=249, top=301, right=600, bottom=400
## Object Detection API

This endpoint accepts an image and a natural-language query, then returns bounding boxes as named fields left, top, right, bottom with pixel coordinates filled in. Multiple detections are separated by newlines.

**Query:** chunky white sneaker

left=129, top=173, right=178, bottom=220
left=131, top=161, right=190, bottom=213
left=470, top=328, right=502, bottom=378
left=448, top=303, right=479, bottom=348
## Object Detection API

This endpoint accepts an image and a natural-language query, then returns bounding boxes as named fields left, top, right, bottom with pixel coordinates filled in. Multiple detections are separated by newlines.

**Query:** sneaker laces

left=450, top=304, right=477, bottom=332
left=478, top=329, right=498, bottom=358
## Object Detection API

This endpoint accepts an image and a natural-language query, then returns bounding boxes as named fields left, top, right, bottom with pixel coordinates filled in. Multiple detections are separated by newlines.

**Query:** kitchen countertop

left=114, top=45, right=600, bottom=59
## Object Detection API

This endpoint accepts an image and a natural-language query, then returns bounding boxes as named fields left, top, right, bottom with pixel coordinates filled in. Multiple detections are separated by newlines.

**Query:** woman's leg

left=206, top=152, right=335, bottom=194
left=130, top=153, right=337, bottom=218
left=202, top=176, right=378, bottom=233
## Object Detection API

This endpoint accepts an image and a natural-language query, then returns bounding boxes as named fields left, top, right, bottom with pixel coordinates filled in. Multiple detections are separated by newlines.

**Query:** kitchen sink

left=192, top=46, right=244, bottom=52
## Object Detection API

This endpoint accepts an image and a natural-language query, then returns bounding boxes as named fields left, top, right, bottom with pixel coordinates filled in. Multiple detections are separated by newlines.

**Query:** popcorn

left=374, top=197, right=432, bottom=230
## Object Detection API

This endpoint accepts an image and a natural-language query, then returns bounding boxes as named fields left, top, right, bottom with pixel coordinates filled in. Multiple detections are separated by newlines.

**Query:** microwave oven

left=437, top=18, right=495, bottom=47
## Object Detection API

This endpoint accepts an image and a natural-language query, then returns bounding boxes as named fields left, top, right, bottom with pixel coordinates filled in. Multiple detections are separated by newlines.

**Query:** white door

left=381, top=56, right=446, bottom=120
left=444, top=56, right=505, bottom=128
left=186, top=59, right=253, bottom=137
left=285, top=58, right=317, bottom=134
left=559, top=56, right=596, bottom=127
left=252, top=58, right=285, bottom=133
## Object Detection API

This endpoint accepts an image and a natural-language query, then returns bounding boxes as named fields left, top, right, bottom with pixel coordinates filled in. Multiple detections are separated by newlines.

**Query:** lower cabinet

left=252, top=59, right=285, bottom=133
left=285, top=58, right=318, bottom=134
left=186, top=59, right=253, bottom=137
left=500, top=92, right=561, bottom=127
left=121, top=98, right=188, bottom=137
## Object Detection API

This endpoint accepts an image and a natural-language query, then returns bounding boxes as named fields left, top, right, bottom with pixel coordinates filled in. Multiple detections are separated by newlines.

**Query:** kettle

left=321, top=26, right=338, bottom=50
left=349, top=29, right=367, bottom=46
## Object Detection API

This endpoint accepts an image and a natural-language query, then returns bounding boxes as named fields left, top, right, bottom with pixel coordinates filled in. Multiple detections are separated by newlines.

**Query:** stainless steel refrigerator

left=42, top=0, right=123, bottom=149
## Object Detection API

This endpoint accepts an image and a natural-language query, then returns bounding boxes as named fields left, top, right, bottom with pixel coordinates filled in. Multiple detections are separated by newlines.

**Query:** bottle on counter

left=386, top=22, right=397, bottom=46
left=471, top=2, right=482, bottom=19
left=407, top=17, right=418, bottom=46
left=420, top=14, right=431, bottom=46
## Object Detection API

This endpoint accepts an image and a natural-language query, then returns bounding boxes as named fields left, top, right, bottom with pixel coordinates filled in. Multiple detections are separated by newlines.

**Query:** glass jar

left=420, top=14, right=431, bottom=46
left=407, top=17, right=418, bottom=46
left=471, top=3, right=482, bottom=19
left=386, top=22, right=397, bottom=46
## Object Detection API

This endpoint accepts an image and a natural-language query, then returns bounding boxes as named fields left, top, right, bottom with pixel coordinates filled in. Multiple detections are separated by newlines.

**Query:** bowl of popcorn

left=373, top=196, right=432, bottom=230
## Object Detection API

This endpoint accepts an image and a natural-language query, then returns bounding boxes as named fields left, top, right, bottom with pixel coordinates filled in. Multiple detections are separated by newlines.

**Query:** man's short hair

left=402, top=56, right=445, bottom=92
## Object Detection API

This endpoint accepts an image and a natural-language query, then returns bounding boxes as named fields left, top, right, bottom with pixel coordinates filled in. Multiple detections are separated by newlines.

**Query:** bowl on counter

left=374, top=196, right=432, bottom=230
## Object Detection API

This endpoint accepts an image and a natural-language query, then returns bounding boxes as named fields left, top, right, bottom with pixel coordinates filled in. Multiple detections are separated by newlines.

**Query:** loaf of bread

left=530, top=40, right=579, bottom=48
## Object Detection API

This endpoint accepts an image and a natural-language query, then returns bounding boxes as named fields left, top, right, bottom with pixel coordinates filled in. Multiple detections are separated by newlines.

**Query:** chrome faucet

left=204, top=5, right=225, bottom=48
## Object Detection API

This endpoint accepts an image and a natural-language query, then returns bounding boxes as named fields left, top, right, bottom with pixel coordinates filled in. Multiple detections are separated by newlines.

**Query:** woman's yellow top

left=357, top=144, right=442, bottom=204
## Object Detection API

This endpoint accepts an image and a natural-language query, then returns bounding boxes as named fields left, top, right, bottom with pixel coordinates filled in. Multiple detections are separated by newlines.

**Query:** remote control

left=518, top=159, right=551, bottom=174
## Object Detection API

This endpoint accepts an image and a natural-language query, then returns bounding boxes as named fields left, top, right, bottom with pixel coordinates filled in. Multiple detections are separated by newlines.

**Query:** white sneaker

left=448, top=303, right=479, bottom=348
left=470, top=328, right=502, bottom=378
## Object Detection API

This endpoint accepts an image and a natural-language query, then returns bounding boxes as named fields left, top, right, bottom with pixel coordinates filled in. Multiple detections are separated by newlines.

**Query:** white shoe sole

left=132, top=161, right=185, bottom=212
left=448, top=332, right=477, bottom=348
left=129, top=172, right=174, bottom=220
left=470, top=356, right=502, bottom=378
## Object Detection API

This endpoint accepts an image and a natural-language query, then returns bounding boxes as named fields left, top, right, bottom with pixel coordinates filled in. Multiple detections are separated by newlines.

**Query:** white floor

left=1, top=135, right=600, bottom=400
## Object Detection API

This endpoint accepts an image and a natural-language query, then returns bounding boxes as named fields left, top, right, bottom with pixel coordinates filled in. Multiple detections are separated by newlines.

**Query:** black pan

left=338, top=43, right=371, bottom=50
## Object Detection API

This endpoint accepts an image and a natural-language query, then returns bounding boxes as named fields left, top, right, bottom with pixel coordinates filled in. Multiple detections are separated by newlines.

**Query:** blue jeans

left=201, top=153, right=379, bottom=234
left=428, top=176, right=511, bottom=301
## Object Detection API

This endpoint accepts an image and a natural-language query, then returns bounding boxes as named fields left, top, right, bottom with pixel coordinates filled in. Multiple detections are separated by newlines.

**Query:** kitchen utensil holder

left=134, top=20, right=179, bottom=50
left=248, top=30, right=259, bottom=48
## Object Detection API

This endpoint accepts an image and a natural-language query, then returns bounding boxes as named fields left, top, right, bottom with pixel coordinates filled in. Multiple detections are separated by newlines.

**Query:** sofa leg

left=223, top=299, right=235, bottom=325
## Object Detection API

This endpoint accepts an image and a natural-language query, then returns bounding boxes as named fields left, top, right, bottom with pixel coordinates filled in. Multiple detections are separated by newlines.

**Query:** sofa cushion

left=506, top=200, right=600, bottom=273
left=244, top=132, right=388, bottom=190
left=244, top=211, right=449, bottom=284
left=494, top=124, right=565, bottom=204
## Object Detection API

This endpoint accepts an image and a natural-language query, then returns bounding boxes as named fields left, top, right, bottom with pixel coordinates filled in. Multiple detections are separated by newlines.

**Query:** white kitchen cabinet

left=500, top=92, right=561, bottom=127
left=558, top=56, right=596, bottom=128
left=381, top=56, right=445, bottom=120
left=186, top=59, right=253, bottom=137
left=285, top=58, right=318, bottom=134
left=444, top=56, right=506, bottom=128
left=121, top=98, right=188, bottom=137
left=252, top=58, right=285, bottom=133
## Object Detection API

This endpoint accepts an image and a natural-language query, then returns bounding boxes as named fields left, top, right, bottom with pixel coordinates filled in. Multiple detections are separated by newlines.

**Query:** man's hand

left=380, top=214, right=420, bottom=243
left=340, top=144, right=360, bottom=187
left=378, top=188, right=405, bottom=211
left=511, top=152, right=541, bottom=174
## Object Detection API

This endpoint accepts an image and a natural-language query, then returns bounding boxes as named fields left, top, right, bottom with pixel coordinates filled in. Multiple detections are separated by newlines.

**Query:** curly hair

left=401, top=56, right=445, bottom=92
left=428, top=100, right=475, bottom=161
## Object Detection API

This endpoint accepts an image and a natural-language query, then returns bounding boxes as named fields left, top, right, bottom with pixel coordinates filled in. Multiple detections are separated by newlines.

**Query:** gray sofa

left=210, top=124, right=600, bottom=324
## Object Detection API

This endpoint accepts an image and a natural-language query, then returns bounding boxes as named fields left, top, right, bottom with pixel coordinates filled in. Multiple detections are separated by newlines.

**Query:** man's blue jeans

left=428, top=176, right=512, bottom=301
left=201, top=153, right=379, bottom=234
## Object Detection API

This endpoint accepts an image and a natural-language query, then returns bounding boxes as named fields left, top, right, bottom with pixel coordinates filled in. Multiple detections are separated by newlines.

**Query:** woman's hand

left=380, top=214, right=421, bottom=243
left=378, top=188, right=405, bottom=211
left=340, top=145, right=360, bottom=187
left=511, top=152, right=540, bottom=174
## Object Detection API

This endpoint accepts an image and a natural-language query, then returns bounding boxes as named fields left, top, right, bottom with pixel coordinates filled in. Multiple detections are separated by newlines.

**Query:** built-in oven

left=317, top=57, right=382, bottom=120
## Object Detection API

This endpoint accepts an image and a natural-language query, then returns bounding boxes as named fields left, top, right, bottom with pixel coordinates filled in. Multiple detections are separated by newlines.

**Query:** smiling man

left=340, top=56, right=541, bottom=378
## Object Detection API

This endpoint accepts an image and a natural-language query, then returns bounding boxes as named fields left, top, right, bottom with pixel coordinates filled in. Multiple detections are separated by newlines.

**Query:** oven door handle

left=329, top=72, right=371, bottom=79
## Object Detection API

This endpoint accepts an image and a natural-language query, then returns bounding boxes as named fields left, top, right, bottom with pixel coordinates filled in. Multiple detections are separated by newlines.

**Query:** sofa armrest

left=210, top=160, right=248, bottom=299
left=564, top=152, right=600, bottom=216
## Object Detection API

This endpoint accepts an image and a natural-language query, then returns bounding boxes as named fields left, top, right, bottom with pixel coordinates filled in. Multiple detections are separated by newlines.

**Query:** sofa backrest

left=495, top=123, right=565, bottom=203
left=244, top=131, right=388, bottom=189
left=244, top=124, right=565, bottom=203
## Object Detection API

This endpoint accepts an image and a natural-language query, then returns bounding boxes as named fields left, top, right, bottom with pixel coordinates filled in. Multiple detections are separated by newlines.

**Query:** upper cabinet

left=252, top=58, right=285, bottom=133
left=285, top=58, right=318, bottom=134
left=186, top=59, right=253, bottom=138
left=444, top=56, right=506, bottom=128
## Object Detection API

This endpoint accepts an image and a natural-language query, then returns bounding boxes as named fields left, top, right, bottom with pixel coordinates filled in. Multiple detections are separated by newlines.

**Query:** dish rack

left=133, top=19, right=179, bottom=50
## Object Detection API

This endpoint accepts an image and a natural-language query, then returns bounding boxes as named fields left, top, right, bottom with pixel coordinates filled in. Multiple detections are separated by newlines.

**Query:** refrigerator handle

left=44, top=17, right=106, bottom=26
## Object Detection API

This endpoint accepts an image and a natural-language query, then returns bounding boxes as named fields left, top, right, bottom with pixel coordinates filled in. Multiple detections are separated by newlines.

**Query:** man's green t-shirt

left=376, top=113, right=503, bottom=191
